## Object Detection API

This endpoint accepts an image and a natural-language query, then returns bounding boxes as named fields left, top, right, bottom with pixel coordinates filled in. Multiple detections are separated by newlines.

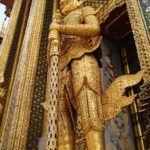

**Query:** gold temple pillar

left=0, top=0, right=26, bottom=128
left=125, top=1, right=150, bottom=149
left=0, top=0, right=30, bottom=144
left=42, top=1, right=60, bottom=149
left=0, top=0, right=46, bottom=149
left=0, top=0, right=23, bottom=76
left=126, top=0, right=150, bottom=82
left=0, top=0, right=32, bottom=134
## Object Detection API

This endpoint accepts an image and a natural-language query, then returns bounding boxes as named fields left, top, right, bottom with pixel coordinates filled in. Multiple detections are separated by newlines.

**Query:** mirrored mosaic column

left=43, top=44, right=59, bottom=150
left=42, top=10, right=62, bottom=150
left=43, top=52, right=59, bottom=150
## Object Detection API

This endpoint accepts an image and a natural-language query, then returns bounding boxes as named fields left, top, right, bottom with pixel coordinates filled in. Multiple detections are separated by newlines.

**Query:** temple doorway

left=100, top=4, right=143, bottom=150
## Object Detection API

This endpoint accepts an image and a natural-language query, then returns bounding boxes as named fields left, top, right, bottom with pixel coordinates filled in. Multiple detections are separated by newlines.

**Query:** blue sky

left=0, top=3, right=9, bottom=30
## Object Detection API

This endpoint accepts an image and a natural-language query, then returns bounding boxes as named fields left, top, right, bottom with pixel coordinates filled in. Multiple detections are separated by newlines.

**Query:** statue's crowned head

left=60, top=0, right=82, bottom=15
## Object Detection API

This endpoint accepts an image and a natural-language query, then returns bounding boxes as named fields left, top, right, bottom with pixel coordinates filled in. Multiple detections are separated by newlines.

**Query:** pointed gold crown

left=60, top=0, right=73, bottom=6
left=60, top=0, right=82, bottom=15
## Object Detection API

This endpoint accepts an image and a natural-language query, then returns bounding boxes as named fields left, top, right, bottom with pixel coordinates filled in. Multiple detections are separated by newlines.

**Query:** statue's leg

left=78, top=86, right=105, bottom=150
left=71, top=54, right=105, bottom=150
left=58, top=112, right=75, bottom=150
left=58, top=83, right=75, bottom=150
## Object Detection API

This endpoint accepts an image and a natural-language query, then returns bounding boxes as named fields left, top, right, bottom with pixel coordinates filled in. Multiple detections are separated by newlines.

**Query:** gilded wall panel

left=0, top=0, right=47, bottom=149
left=0, top=0, right=26, bottom=123
left=125, top=0, right=150, bottom=82
left=0, top=0, right=28, bottom=148
left=26, top=0, right=53, bottom=149
left=139, top=0, right=150, bottom=33
left=0, top=0, right=23, bottom=73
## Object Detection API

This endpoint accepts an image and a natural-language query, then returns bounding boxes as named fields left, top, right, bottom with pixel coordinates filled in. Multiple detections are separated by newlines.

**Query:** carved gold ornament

left=102, top=70, right=145, bottom=120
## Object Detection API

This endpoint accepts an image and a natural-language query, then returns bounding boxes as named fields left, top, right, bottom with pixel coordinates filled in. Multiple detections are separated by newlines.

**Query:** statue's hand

left=50, top=22, right=60, bottom=31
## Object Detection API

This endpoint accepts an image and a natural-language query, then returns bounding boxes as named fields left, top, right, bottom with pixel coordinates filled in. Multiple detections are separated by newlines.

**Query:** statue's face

left=60, top=0, right=82, bottom=15
left=60, top=0, right=80, bottom=9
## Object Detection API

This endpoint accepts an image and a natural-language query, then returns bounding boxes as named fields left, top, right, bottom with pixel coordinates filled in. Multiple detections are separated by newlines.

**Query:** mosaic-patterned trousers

left=58, top=54, right=104, bottom=150
left=71, top=54, right=104, bottom=134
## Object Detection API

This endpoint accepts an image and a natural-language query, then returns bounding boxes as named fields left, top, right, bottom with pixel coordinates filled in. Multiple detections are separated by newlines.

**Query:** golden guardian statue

left=43, top=0, right=145, bottom=149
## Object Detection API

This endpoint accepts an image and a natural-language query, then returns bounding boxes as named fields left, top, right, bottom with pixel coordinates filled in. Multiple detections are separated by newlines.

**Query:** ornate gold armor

left=59, top=6, right=101, bottom=70
left=55, top=5, right=105, bottom=150
left=44, top=1, right=145, bottom=150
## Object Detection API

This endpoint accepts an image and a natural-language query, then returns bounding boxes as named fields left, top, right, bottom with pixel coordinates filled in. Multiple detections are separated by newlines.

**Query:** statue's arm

left=51, top=6, right=100, bottom=37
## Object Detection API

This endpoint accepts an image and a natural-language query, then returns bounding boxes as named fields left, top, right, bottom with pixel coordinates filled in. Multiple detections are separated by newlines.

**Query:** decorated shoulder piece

left=102, top=70, right=145, bottom=120
left=58, top=6, right=100, bottom=37
left=82, top=6, right=98, bottom=18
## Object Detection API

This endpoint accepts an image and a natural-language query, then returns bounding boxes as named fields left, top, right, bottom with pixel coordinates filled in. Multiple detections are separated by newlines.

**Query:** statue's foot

left=58, top=135, right=75, bottom=150
left=86, top=128, right=105, bottom=150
